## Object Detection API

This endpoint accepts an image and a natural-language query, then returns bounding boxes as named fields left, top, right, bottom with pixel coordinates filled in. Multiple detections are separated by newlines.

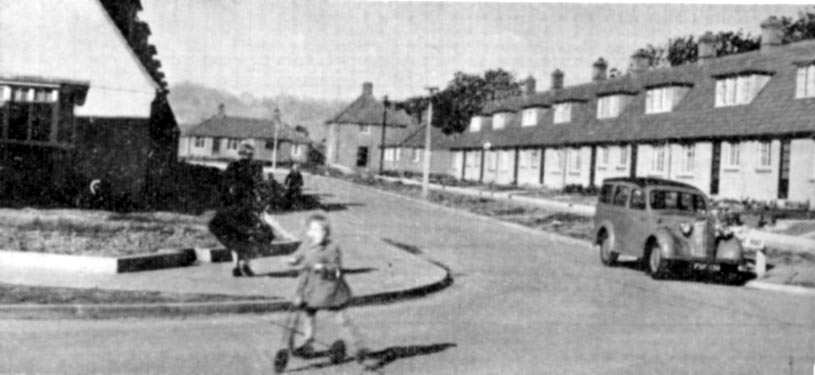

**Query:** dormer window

left=714, top=74, right=770, bottom=107
left=795, top=64, right=815, bottom=98
left=597, top=95, right=627, bottom=119
left=492, top=112, right=509, bottom=130
left=469, top=116, right=482, bottom=132
left=521, top=108, right=541, bottom=127
left=1, top=84, right=64, bottom=144
left=645, top=86, right=689, bottom=114
left=553, top=102, right=572, bottom=124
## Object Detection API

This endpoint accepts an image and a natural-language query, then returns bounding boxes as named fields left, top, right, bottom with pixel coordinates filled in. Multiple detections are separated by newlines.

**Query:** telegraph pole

left=379, top=95, right=389, bottom=175
left=272, top=106, right=280, bottom=170
left=422, top=87, right=438, bottom=198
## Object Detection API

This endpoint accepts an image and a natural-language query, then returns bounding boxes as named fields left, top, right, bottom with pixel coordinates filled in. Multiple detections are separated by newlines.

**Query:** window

left=486, top=151, right=497, bottom=171
left=796, top=64, right=815, bottom=98
left=597, top=95, right=623, bottom=119
left=356, top=147, right=369, bottom=167
left=360, top=124, right=371, bottom=134
left=550, top=150, right=563, bottom=172
left=194, top=137, right=205, bottom=148
left=522, top=108, right=538, bottom=127
left=493, top=113, right=509, bottom=130
left=715, top=74, right=770, bottom=107
left=227, top=139, right=239, bottom=150
left=723, top=142, right=740, bottom=168
left=265, top=140, right=275, bottom=150
left=599, top=184, right=614, bottom=204
left=568, top=148, right=581, bottom=172
left=759, top=141, right=772, bottom=168
left=498, top=151, right=511, bottom=172
left=618, top=146, right=629, bottom=167
left=553, top=102, right=572, bottom=124
left=679, top=144, right=695, bottom=174
left=650, top=190, right=707, bottom=213
left=645, top=86, right=688, bottom=114
left=291, top=144, right=303, bottom=157
left=599, top=147, right=609, bottom=167
left=395, top=148, right=401, bottom=161
left=612, top=185, right=630, bottom=207
left=412, top=148, right=422, bottom=163
left=651, top=144, right=666, bottom=173
left=3, top=85, right=58, bottom=143
left=530, top=149, right=540, bottom=169
left=519, top=150, right=530, bottom=169
left=630, top=189, right=646, bottom=210
left=469, top=117, right=482, bottom=132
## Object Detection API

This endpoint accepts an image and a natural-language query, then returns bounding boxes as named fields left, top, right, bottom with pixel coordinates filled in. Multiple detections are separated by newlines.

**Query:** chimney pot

left=551, top=69, right=564, bottom=90
left=698, top=31, right=717, bottom=62
left=217, top=103, right=226, bottom=117
left=524, top=75, right=536, bottom=95
left=362, top=82, right=373, bottom=96
left=592, top=57, right=608, bottom=82
left=630, top=50, right=651, bottom=73
left=760, top=16, right=784, bottom=50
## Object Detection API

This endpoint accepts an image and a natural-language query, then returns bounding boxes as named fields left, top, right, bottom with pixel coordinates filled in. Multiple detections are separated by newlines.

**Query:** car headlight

left=680, top=222, right=693, bottom=236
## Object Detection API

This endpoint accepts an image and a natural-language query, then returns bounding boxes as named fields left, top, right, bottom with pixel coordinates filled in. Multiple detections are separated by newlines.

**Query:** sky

left=141, top=1, right=808, bottom=101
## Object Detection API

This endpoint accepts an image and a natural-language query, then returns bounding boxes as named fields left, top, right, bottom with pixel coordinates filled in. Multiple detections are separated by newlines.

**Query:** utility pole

left=422, top=87, right=438, bottom=198
left=272, top=106, right=280, bottom=171
left=379, top=95, right=389, bottom=175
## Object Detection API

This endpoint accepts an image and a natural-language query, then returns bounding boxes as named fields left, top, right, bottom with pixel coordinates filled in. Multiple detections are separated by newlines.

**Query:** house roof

left=327, top=83, right=415, bottom=127
left=384, top=124, right=451, bottom=150
left=184, top=115, right=311, bottom=144
left=446, top=39, right=815, bottom=150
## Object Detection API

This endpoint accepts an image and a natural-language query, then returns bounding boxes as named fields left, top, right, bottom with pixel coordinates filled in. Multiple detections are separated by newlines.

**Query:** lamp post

left=379, top=95, right=389, bottom=175
left=422, top=87, right=438, bottom=198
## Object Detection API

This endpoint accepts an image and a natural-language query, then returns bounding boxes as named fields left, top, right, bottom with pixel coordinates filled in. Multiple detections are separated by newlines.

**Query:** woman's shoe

left=232, top=267, right=243, bottom=277
left=240, top=264, right=255, bottom=277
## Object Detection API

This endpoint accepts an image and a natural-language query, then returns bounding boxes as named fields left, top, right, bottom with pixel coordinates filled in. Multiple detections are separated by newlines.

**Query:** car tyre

left=598, top=233, right=618, bottom=267
left=719, top=263, right=741, bottom=285
left=645, top=241, right=669, bottom=279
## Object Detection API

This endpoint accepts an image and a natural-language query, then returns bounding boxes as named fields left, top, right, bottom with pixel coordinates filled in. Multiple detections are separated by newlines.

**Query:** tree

left=396, top=69, right=521, bottom=134
left=780, top=7, right=815, bottom=43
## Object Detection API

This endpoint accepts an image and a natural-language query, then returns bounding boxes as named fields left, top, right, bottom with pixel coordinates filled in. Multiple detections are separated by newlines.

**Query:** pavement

left=0, top=196, right=451, bottom=318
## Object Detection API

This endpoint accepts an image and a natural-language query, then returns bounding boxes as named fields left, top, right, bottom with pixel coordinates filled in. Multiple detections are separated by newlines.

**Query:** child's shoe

left=232, top=267, right=243, bottom=277
left=355, top=347, right=370, bottom=363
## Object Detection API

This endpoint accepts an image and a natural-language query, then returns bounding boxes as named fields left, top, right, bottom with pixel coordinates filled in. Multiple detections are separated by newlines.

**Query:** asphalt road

left=2, top=175, right=814, bottom=375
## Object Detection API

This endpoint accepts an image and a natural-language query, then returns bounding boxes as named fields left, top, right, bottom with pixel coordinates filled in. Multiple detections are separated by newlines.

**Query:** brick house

left=381, top=124, right=454, bottom=177
left=444, top=17, right=815, bottom=205
left=325, top=83, right=417, bottom=172
left=179, top=106, right=313, bottom=165
left=0, top=0, right=177, bottom=207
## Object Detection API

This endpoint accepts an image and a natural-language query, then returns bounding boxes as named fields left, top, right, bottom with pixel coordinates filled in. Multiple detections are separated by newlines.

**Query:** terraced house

left=446, top=17, right=815, bottom=205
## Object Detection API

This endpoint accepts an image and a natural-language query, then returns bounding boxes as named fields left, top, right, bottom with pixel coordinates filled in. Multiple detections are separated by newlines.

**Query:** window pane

left=808, top=66, right=815, bottom=98
left=797, top=68, right=807, bottom=98
left=30, top=103, right=52, bottom=141
left=8, top=102, right=28, bottom=140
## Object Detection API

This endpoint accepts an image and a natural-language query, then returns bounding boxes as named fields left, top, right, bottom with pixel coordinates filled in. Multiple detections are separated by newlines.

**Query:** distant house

left=0, top=0, right=177, bottom=207
left=325, top=82, right=417, bottom=172
left=179, top=106, right=312, bottom=165
left=382, top=125, right=454, bottom=177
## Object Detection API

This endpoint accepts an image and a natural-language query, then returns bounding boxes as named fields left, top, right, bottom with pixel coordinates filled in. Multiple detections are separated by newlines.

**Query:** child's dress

left=291, top=240, right=352, bottom=310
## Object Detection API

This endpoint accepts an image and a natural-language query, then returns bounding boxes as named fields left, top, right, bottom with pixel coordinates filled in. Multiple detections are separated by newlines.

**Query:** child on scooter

left=288, top=214, right=369, bottom=363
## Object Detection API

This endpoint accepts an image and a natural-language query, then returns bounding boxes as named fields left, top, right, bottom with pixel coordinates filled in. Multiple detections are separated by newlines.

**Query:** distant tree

left=629, top=44, right=668, bottom=72
left=396, top=69, right=521, bottom=134
left=637, top=31, right=760, bottom=67
left=780, top=7, right=815, bottom=43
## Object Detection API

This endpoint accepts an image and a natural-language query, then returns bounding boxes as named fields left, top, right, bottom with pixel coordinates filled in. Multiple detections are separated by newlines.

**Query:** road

left=2, top=175, right=814, bottom=375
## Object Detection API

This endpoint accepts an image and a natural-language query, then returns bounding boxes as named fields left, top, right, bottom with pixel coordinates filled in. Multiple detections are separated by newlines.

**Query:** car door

left=610, top=184, right=633, bottom=254
left=626, top=187, right=650, bottom=258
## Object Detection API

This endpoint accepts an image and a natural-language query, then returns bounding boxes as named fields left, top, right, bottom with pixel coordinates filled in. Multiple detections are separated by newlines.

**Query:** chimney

left=217, top=103, right=226, bottom=117
left=630, top=50, right=650, bottom=74
left=362, top=82, right=373, bottom=96
left=760, top=16, right=784, bottom=51
left=551, top=69, right=564, bottom=90
left=523, top=75, right=536, bottom=95
left=592, top=57, right=608, bottom=82
left=698, top=31, right=717, bottom=62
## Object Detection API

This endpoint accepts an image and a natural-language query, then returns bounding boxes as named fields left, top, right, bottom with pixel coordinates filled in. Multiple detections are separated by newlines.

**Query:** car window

left=630, top=189, right=646, bottom=210
left=599, top=184, right=614, bottom=204
left=649, top=189, right=707, bottom=213
left=612, top=186, right=630, bottom=207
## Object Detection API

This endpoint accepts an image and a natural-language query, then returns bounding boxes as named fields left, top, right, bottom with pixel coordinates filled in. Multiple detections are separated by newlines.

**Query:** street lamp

left=422, top=87, right=438, bottom=198
left=379, top=95, right=390, bottom=175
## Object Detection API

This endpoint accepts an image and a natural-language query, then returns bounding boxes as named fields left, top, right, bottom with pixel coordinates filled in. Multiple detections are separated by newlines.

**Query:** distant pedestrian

left=222, top=141, right=263, bottom=208
left=283, top=163, right=304, bottom=209
left=287, top=214, right=369, bottom=363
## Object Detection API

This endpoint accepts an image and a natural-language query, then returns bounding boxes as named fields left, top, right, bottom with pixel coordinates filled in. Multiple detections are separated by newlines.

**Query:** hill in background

left=169, top=82, right=348, bottom=143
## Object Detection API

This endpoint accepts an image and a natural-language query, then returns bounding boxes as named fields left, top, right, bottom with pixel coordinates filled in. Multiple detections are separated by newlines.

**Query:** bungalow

left=325, top=82, right=417, bottom=172
left=445, top=17, right=815, bottom=205
left=382, top=124, right=454, bottom=177
left=0, top=0, right=177, bottom=207
left=179, top=106, right=313, bottom=165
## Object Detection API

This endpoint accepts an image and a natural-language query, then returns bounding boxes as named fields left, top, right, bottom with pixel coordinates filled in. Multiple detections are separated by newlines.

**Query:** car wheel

left=645, top=241, right=669, bottom=279
left=598, top=234, right=618, bottom=267
left=719, top=263, right=740, bottom=284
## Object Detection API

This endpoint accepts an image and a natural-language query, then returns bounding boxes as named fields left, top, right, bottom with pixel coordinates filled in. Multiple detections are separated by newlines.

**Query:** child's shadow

left=364, top=342, right=457, bottom=371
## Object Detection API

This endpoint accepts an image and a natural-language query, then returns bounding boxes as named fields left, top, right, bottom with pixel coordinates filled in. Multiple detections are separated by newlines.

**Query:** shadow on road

left=381, top=238, right=423, bottom=255
left=261, top=267, right=377, bottom=279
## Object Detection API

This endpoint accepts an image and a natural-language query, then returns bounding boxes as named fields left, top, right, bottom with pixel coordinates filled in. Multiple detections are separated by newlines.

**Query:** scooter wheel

left=273, top=349, right=289, bottom=374
left=329, top=340, right=346, bottom=364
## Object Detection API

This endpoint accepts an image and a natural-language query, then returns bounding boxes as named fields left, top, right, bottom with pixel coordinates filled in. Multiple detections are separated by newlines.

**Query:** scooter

left=272, top=305, right=348, bottom=374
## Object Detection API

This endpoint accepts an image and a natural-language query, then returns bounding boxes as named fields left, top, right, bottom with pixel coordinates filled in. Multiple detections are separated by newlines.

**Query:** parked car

left=593, top=177, right=744, bottom=279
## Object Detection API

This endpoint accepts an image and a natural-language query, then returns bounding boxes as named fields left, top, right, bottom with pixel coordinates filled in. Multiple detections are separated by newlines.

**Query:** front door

left=212, top=137, right=221, bottom=154
left=356, top=147, right=369, bottom=168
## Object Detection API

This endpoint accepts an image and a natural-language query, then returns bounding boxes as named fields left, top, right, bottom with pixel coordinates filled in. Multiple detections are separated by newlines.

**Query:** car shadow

left=286, top=342, right=457, bottom=373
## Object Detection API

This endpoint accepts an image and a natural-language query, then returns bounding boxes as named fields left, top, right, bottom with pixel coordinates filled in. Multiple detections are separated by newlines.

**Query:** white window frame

left=651, top=144, right=666, bottom=173
left=645, top=87, right=679, bottom=114
left=679, top=144, right=695, bottom=174
left=291, top=144, right=303, bottom=157
left=567, top=148, right=581, bottom=173
left=618, top=146, right=629, bottom=169
left=469, top=117, right=482, bottom=132
left=194, top=137, right=205, bottom=148
left=597, top=95, right=622, bottom=119
left=531, top=149, right=540, bottom=169
left=797, top=65, right=815, bottom=99
left=598, top=146, right=609, bottom=167
left=758, top=141, right=772, bottom=168
left=493, top=113, right=508, bottom=130
left=412, top=148, right=421, bottom=163
left=498, top=151, right=511, bottom=172
left=553, top=102, right=572, bottom=124
left=550, top=150, right=563, bottom=173
left=522, top=108, right=538, bottom=127
left=723, top=142, right=741, bottom=169
left=715, top=74, right=770, bottom=107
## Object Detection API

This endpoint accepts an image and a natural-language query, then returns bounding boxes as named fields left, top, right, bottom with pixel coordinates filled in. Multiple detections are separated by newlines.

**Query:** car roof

left=601, top=177, right=701, bottom=191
